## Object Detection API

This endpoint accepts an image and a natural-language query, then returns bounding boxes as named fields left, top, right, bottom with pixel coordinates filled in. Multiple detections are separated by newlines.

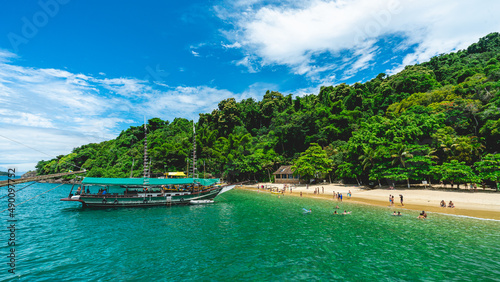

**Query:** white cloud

left=98, top=77, right=149, bottom=97
left=222, top=41, right=242, bottom=49
left=0, top=52, right=263, bottom=172
left=0, top=125, right=101, bottom=173
left=236, top=55, right=260, bottom=73
left=191, top=50, right=200, bottom=57
left=0, top=57, right=146, bottom=172
left=0, top=109, right=55, bottom=128
left=143, top=86, right=237, bottom=121
left=220, top=0, right=500, bottom=81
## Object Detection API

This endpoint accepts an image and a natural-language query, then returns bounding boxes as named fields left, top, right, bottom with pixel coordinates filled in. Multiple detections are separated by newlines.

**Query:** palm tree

left=391, top=144, right=413, bottom=188
left=359, top=146, right=384, bottom=187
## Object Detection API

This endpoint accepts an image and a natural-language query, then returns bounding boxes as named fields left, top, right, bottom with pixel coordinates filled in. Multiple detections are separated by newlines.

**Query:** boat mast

left=143, top=118, right=149, bottom=187
left=192, top=121, right=197, bottom=179
left=130, top=158, right=134, bottom=178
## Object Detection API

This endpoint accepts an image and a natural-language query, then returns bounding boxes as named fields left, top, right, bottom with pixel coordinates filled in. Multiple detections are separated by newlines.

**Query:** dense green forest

left=36, top=33, right=500, bottom=188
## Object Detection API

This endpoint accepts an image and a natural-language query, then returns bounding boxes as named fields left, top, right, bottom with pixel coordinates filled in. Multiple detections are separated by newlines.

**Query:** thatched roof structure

left=273, top=165, right=294, bottom=175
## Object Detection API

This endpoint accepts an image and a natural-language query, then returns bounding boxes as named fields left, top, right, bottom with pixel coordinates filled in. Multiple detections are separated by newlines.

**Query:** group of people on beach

left=389, top=194, right=404, bottom=206
left=440, top=200, right=455, bottom=208
left=440, top=181, right=483, bottom=191
left=332, top=190, right=350, bottom=201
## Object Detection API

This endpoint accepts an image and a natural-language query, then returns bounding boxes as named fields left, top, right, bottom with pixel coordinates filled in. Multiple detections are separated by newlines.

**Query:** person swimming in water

left=418, top=210, right=427, bottom=219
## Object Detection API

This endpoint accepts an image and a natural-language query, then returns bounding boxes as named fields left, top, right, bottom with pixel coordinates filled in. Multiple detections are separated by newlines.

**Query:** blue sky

left=1, top=0, right=500, bottom=172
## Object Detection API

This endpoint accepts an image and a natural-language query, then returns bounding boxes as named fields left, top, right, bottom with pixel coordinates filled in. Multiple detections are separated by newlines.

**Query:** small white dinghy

left=190, top=200, right=215, bottom=205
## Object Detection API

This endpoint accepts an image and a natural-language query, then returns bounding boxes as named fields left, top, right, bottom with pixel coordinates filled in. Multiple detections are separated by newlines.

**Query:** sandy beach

left=239, top=183, right=500, bottom=220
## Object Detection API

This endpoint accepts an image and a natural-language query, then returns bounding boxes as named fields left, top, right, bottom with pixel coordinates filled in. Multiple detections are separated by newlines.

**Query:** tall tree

left=292, top=143, right=333, bottom=182
left=432, top=160, right=478, bottom=188
left=474, top=154, right=500, bottom=191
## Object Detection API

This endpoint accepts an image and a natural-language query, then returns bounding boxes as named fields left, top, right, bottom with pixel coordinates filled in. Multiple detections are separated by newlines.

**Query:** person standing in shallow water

left=399, top=194, right=404, bottom=206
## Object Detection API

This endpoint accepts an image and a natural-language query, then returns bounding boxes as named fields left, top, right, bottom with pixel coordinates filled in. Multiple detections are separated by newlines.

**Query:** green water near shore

left=1, top=183, right=499, bottom=281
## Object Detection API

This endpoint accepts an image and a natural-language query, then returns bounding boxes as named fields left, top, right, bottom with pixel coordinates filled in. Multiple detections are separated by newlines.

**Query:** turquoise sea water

left=1, top=183, right=499, bottom=281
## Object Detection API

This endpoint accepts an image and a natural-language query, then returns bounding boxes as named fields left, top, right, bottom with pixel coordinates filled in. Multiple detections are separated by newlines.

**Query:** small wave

left=429, top=211, right=500, bottom=222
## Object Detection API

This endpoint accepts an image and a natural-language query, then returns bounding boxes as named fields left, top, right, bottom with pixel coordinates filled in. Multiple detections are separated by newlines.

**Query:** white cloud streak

left=0, top=51, right=253, bottom=172
left=219, top=0, right=500, bottom=81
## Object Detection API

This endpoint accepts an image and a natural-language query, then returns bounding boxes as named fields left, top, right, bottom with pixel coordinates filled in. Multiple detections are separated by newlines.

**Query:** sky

left=1, top=0, right=499, bottom=173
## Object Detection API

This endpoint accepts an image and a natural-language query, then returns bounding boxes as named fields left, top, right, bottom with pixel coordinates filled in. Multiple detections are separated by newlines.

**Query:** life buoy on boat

left=180, top=197, right=184, bottom=202
left=143, top=199, right=148, bottom=204
left=114, top=199, right=118, bottom=205
left=102, top=198, right=107, bottom=204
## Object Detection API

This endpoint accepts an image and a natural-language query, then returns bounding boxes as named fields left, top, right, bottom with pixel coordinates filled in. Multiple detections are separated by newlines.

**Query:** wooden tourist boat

left=60, top=177, right=234, bottom=208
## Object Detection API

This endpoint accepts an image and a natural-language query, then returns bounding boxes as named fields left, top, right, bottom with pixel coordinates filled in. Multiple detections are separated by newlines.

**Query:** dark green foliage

left=291, top=143, right=333, bottom=182
left=36, top=33, right=500, bottom=185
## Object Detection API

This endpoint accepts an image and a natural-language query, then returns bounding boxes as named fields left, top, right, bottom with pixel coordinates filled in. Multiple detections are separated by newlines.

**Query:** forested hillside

left=36, top=33, right=500, bottom=187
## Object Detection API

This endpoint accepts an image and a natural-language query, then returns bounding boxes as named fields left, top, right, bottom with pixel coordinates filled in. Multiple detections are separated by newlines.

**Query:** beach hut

left=273, top=165, right=300, bottom=184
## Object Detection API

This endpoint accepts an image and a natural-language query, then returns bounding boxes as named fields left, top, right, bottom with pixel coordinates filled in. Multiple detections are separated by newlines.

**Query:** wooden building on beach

left=273, top=165, right=300, bottom=184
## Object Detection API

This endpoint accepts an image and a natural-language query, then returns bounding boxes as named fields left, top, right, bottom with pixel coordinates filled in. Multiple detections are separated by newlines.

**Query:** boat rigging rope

left=0, top=183, right=65, bottom=213
left=0, top=134, right=84, bottom=171
left=0, top=181, right=38, bottom=199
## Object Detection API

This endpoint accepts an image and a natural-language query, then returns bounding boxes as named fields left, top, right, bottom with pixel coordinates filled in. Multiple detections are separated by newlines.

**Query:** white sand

left=241, top=182, right=500, bottom=220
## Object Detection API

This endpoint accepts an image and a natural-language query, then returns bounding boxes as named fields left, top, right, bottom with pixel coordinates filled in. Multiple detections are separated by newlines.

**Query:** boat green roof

left=81, top=177, right=220, bottom=187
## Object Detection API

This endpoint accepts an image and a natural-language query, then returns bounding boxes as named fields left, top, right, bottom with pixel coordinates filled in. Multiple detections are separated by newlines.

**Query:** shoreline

left=238, top=183, right=500, bottom=221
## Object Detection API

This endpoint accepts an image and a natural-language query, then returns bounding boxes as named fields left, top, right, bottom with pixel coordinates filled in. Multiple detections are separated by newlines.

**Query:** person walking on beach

left=392, top=195, right=395, bottom=206
left=399, top=194, right=404, bottom=206
left=389, top=194, right=392, bottom=206
left=322, top=186, right=324, bottom=194
left=300, top=191, right=303, bottom=197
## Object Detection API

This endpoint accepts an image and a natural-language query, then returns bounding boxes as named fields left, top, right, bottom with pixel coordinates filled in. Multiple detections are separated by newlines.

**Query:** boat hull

left=61, top=186, right=227, bottom=208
